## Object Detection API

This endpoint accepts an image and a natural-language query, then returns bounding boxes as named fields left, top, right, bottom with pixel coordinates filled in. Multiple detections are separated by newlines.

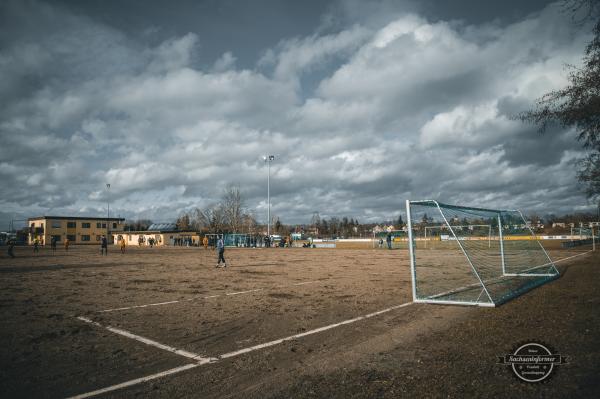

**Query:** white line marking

left=99, top=280, right=323, bottom=312
left=77, top=317, right=216, bottom=363
left=65, top=363, right=199, bottom=399
left=100, top=300, right=181, bottom=312
left=226, top=288, right=263, bottom=296
left=552, top=250, right=592, bottom=264
left=73, top=301, right=415, bottom=398
left=292, top=280, right=319, bottom=286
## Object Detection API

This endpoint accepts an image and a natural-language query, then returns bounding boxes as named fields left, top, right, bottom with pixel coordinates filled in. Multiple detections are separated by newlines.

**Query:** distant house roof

left=28, top=216, right=125, bottom=222
left=147, top=223, right=178, bottom=231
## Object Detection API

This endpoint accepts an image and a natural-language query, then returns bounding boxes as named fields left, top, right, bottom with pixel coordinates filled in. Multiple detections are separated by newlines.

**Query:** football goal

left=406, top=200, right=559, bottom=307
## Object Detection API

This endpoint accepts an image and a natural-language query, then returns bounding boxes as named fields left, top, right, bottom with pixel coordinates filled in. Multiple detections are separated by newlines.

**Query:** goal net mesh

left=407, top=200, right=559, bottom=306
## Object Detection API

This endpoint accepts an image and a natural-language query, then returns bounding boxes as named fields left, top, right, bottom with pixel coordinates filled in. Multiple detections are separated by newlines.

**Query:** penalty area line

left=71, top=301, right=414, bottom=398
left=552, top=250, right=593, bottom=264
left=99, top=280, right=323, bottom=313
left=76, top=317, right=216, bottom=364
left=65, top=363, right=199, bottom=399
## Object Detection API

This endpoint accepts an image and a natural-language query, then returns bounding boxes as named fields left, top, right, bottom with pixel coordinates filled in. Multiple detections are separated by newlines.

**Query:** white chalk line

left=99, top=280, right=322, bottom=313
left=77, top=317, right=216, bottom=364
left=226, top=288, right=263, bottom=296
left=220, top=301, right=413, bottom=359
left=72, top=301, right=414, bottom=398
left=65, top=363, right=199, bottom=399
left=551, top=250, right=593, bottom=264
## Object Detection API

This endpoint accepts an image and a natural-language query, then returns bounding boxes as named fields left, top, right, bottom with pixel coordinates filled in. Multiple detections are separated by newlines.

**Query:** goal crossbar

left=406, top=199, right=560, bottom=307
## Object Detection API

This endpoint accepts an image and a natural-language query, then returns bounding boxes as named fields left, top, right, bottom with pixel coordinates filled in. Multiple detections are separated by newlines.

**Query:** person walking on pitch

left=216, top=236, right=227, bottom=268
left=100, top=235, right=108, bottom=255
left=51, top=236, right=57, bottom=254
left=7, top=239, right=15, bottom=258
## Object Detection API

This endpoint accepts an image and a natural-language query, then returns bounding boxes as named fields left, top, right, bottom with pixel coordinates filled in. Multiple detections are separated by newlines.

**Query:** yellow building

left=28, top=216, right=125, bottom=245
left=114, top=223, right=200, bottom=247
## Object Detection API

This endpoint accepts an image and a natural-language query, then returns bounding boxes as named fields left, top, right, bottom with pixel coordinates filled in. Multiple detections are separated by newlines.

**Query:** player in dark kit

left=215, top=236, right=227, bottom=268
left=100, top=235, right=108, bottom=255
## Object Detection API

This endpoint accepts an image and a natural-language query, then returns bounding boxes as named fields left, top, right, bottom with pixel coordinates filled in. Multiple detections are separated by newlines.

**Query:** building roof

left=147, top=223, right=178, bottom=231
left=28, top=216, right=125, bottom=222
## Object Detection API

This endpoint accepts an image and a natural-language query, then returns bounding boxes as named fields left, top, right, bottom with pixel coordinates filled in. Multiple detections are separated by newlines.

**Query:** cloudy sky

left=0, top=0, right=596, bottom=229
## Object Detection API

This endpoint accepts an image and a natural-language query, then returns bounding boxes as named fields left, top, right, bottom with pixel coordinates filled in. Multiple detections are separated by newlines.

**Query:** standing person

left=215, top=235, right=226, bottom=268
left=64, top=238, right=70, bottom=251
left=7, top=238, right=15, bottom=258
left=51, top=236, right=57, bottom=254
left=386, top=233, right=392, bottom=250
left=33, top=239, right=39, bottom=254
left=120, top=238, right=126, bottom=253
left=100, top=235, right=108, bottom=255
left=202, top=235, right=208, bottom=250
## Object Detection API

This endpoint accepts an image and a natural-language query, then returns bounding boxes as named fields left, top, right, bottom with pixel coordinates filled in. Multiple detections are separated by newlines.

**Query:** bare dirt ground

left=0, top=244, right=598, bottom=398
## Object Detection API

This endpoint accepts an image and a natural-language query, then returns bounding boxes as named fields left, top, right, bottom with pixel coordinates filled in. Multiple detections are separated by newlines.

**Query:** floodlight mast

left=106, top=183, right=111, bottom=238
left=264, top=155, right=275, bottom=239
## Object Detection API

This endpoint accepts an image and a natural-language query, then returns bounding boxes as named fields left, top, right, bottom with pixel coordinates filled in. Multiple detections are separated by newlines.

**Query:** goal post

left=406, top=199, right=559, bottom=307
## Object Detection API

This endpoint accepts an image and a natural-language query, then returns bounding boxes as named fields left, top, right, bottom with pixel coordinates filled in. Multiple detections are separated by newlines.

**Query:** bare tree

left=191, top=204, right=226, bottom=233
left=222, top=185, right=245, bottom=233
left=176, top=214, right=191, bottom=230
left=518, top=1, right=600, bottom=200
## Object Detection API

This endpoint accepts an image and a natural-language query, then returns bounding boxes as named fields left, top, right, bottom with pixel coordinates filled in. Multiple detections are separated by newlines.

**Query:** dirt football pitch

left=0, top=245, right=599, bottom=398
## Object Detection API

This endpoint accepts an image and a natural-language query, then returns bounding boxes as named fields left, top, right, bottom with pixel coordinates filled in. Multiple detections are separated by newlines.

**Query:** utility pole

left=263, top=155, right=275, bottom=238
left=106, top=183, right=111, bottom=239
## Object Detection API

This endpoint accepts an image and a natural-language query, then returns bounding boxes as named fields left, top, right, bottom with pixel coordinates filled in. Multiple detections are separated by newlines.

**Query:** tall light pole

left=106, top=183, right=111, bottom=238
left=263, top=155, right=275, bottom=238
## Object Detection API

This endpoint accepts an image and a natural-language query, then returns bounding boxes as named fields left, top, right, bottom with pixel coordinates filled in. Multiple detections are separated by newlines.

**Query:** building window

left=96, top=222, right=102, bottom=228
left=82, top=222, right=91, bottom=228
left=67, top=221, right=76, bottom=228
left=66, top=235, right=76, bottom=241
left=128, top=235, right=132, bottom=241
left=81, top=235, right=90, bottom=241
left=52, top=221, right=61, bottom=228
left=112, top=223, right=117, bottom=229
left=31, top=223, right=35, bottom=228
left=51, top=234, right=61, bottom=242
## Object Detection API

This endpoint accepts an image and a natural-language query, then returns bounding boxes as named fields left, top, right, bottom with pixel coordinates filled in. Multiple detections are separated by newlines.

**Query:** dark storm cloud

left=0, top=0, right=596, bottom=230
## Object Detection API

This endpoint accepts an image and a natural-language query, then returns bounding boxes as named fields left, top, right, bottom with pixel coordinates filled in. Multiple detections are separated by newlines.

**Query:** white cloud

left=419, top=102, right=517, bottom=148
left=0, top=0, right=596, bottom=226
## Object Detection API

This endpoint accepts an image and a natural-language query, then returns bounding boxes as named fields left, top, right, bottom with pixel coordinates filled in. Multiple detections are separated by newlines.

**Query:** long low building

left=113, top=223, right=200, bottom=247
left=28, top=216, right=125, bottom=245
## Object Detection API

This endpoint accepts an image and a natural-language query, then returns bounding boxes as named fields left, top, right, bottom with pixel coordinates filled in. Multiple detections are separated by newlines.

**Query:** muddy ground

left=0, top=244, right=598, bottom=398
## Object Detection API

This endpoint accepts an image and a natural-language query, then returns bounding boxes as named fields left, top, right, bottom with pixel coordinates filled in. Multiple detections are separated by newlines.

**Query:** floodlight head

left=262, top=156, right=267, bottom=161
left=268, top=155, right=275, bottom=161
